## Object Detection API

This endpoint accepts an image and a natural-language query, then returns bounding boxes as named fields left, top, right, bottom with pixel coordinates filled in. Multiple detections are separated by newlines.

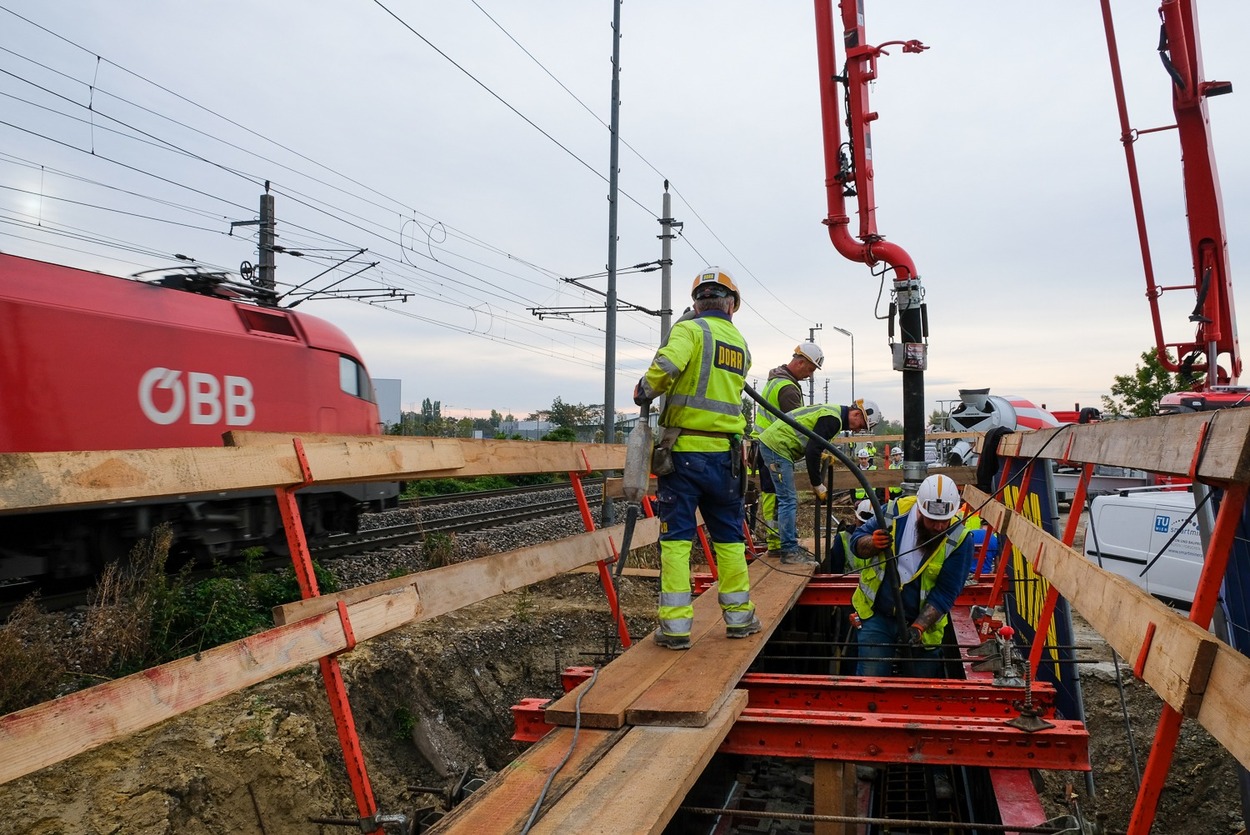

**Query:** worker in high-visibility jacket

left=847, top=474, right=973, bottom=678
left=885, top=446, right=904, bottom=499
left=757, top=399, right=881, bottom=563
left=633, top=267, right=759, bottom=650
left=851, top=448, right=879, bottom=503
left=752, top=342, right=824, bottom=552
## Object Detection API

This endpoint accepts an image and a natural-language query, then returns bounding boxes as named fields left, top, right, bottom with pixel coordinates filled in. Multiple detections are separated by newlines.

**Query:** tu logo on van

left=1154, top=514, right=1171, bottom=533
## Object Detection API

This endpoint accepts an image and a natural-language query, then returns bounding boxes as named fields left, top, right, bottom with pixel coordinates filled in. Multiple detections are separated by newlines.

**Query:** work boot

left=933, top=771, right=954, bottom=800
left=779, top=547, right=818, bottom=565
left=725, top=615, right=762, bottom=639
left=652, top=628, right=691, bottom=650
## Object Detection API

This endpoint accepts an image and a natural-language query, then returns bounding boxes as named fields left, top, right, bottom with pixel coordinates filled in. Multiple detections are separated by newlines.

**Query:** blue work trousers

left=757, top=444, right=797, bottom=552
left=855, top=613, right=943, bottom=678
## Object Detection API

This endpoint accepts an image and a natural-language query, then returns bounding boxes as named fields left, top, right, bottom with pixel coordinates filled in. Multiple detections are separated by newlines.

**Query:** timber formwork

left=0, top=412, right=1248, bottom=834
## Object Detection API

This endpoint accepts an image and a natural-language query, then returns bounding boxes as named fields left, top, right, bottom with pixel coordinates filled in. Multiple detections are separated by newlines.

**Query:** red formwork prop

left=1128, top=480, right=1248, bottom=833
left=570, top=456, right=632, bottom=648
left=276, top=438, right=380, bottom=830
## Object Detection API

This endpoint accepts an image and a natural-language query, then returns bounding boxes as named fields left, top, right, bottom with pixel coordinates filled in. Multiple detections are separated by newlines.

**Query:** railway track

left=0, top=481, right=603, bottom=618
left=318, top=492, right=600, bottom=559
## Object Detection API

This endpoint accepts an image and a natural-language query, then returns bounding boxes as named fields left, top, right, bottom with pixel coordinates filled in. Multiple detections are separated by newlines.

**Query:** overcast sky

left=3, top=1, right=1249, bottom=426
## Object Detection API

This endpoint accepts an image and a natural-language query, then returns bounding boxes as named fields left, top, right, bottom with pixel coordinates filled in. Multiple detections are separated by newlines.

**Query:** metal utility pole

left=807, top=324, right=822, bottom=405
left=602, top=0, right=623, bottom=526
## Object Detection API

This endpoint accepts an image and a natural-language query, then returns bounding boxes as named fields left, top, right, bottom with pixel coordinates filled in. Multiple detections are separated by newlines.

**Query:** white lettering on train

left=139, top=367, right=256, bottom=427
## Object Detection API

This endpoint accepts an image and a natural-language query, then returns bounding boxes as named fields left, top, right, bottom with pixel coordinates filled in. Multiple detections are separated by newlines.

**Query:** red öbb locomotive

left=0, top=252, right=394, bottom=582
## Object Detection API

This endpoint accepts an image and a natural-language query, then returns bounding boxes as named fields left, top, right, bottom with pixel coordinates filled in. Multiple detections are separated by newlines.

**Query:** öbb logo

left=138, top=368, right=256, bottom=426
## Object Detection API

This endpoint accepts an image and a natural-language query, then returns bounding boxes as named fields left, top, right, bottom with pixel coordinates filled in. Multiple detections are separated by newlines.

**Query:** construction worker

left=757, top=399, right=882, bottom=564
left=633, top=267, right=759, bottom=650
left=846, top=473, right=973, bottom=677
left=886, top=446, right=904, bottom=498
left=752, top=342, right=825, bottom=552
left=846, top=474, right=971, bottom=799
left=828, top=498, right=874, bottom=574
left=852, top=447, right=878, bottom=503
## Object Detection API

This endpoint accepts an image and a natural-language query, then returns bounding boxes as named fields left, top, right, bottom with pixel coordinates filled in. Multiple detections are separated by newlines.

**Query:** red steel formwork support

left=274, top=438, right=380, bottom=831
left=569, top=455, right=631, bottom=648
left=950, top=607, right=1049, bottom=829
left=1127, top=480, right=1248, bottom=833
left=510, top=691, right=1086, bottom=772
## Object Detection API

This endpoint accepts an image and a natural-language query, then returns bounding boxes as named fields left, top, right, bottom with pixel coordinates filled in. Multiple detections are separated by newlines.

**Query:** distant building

left=372, top=378, right=402, bottom=428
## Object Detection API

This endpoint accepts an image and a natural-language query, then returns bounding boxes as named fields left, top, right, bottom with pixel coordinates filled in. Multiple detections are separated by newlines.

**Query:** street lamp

left=829, top=325, right=855, bottom=403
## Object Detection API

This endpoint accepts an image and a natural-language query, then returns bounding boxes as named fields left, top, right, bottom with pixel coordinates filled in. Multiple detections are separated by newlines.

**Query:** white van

left=1083, top=488, right=1204, bottom=608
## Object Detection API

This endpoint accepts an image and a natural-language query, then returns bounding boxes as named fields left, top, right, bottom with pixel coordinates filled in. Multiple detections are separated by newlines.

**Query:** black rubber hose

left=744, top=383, right=906, bottom=635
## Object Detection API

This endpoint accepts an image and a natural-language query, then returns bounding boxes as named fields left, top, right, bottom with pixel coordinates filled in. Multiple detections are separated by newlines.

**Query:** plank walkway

left=429, top=555, right=815, bottom=834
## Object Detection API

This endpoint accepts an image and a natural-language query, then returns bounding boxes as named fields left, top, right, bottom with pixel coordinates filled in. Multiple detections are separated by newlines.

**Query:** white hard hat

left=916, top=474, right=961, bottom=521
left=890, top=447, right=904, bottom=458
left=855, top=499, right=874, bottom=522
left=856, top=448, right=870, bottom=459
left=794, top=341, right=824, bottom=369
left=691, top=267, right=741, bottom=312
left=854, top=398, right=883, bottom=430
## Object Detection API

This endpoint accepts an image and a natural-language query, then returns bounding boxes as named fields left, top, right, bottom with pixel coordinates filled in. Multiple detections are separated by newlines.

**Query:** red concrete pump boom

left=1102, top=0, right=1241, bottom=400
left=813, top=0, right=930, bottom=482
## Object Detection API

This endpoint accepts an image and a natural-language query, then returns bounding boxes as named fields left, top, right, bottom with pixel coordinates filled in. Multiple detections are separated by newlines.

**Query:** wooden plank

left=0, top=437, right=628, bottom=513
left=0, top=587, right=420, bottom=786
left=603, top=476, right=657, bottom=499
left=994, top=409, right=1250, bottom=483
left=965, top=486, right=1250, bottom=770
left=545, top=559, right=777, bottom=729
left=625, top=554, right=816, bottom=727
left=274, top=517, right=660, bottom=625
left=426, top=724, right=628, bottom=835
left=828, top=465, right=975, bottom=491
left=814, top=760, right=857, bottom=835
left=828, top=431, right=983, bottom=444
left=526, top=690, right=748, bottom=835
left=225, top=432, right=628, bottom=481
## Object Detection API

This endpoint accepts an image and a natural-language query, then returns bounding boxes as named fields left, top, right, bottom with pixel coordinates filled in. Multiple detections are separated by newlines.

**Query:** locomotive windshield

left=339, top=355, right=375, bottom=402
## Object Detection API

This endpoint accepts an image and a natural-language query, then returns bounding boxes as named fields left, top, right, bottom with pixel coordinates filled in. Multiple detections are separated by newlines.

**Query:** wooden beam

left=545, top=559, right=777, bottom=730
left=625, top=556, right=816, bottom=727
left=814, top=761, right=857, bottom=835
left=603, top=477, right=657, bottom=499
left=226, top=433, right=628, bottom=481
left=965, top=486, right=1250, bottom=769
left=0, top=437, right=627, bottom=512
left=827, top=466, right=975, bottom=491
left=274, top=517, right=659, bottom=625
left=0, top=587, right=419, bottom=786
left=525, top=691, right=748, bottom=835
left=426, top=724, right=629, bottom=835
left=828, top=431, right=983, bottom=445
left=1, top=519, right=659, bottom=786
left=994, top=410, right=1250, bottom=483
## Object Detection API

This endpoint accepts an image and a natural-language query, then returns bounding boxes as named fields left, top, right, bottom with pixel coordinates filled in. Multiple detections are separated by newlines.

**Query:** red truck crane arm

left=1103, top=0, right=1240, bottom=396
